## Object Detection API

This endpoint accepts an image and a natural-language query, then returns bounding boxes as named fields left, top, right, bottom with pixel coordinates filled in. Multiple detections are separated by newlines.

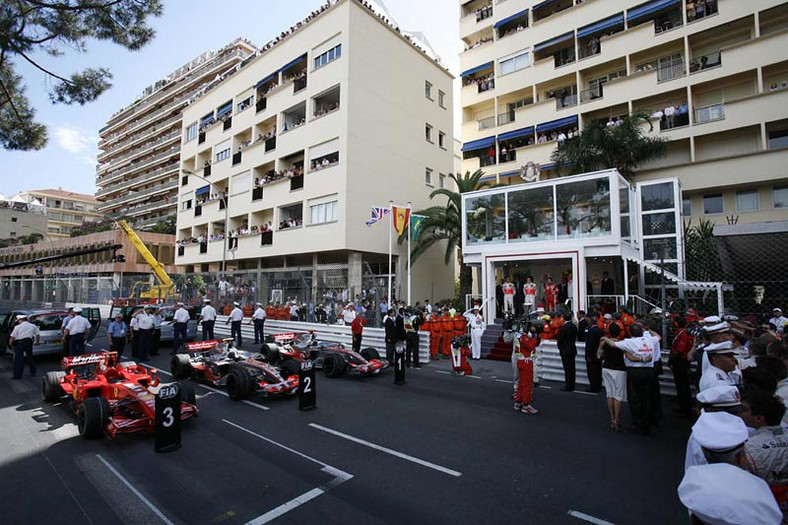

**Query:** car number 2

left=303, top=376, right=312, bottom=394
left=162, top=406, right=174, bottom=427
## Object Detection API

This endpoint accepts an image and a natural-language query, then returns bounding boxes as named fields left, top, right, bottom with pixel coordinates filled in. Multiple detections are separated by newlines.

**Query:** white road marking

left=434, top=370, right=451, bottom=375
left=494, top=379, right=513, bottom=384
left=567, top=510, right=616, bottom=525
left=467, top=375, right=483, bottom=379
left=309, top=423, right=462, bottom=478
left=142, top=362, right=270, bottom=410
left=246, top=488, right=324, bottom=525
left=95, top=454, right=174, bottom=525
left=537, top=385, right=552, bottom=389
left=573, top=391, right=598, bottom=396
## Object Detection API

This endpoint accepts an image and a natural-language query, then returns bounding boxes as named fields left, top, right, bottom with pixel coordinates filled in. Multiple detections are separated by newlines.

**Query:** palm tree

left=400, top=170, right=493, bottom=301
left=551, top=113, right=668, bottom=179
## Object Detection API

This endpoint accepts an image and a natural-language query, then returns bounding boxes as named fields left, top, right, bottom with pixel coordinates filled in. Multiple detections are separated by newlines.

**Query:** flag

left=411, top=214, right=425, bottom=242
left=392, top=206, right=411, bottom=236
left=365, top=206, right=390, bottom=227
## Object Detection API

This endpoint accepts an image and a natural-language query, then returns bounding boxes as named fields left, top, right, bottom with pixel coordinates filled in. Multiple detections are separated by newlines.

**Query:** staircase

left=480, top=323, right=512, bottom=361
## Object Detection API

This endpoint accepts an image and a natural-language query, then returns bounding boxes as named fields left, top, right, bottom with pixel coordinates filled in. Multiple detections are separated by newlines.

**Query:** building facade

left=12, top=189, right=102, bottom=239
left=0, top=196, right=47, bottom=241
left=176, top=0, right=455, bottom=306
left=459, top=0, right=788, bottom=315
left=95, top=39, right=258, bottom=229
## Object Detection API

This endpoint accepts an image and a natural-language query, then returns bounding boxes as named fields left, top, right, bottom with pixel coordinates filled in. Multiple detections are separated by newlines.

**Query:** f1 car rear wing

left=183, top=339, right=234, bottom=353
left=61, top=351, right=118, bottom=370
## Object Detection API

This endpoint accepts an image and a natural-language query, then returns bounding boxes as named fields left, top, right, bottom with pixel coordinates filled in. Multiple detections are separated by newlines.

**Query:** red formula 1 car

left=263, top=332, right=389, bottom=378
left=171, top=339, right=299, bottom=400
left=41, top=352, right=198, bottom=439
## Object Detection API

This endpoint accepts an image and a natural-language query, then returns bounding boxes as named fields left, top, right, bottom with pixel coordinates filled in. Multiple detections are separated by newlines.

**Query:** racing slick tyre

left=171, top=354, right=192, bottom=379
left=323, top=354, right=346, bottom=378
left=360, top=348, right=381, bottom=361
left=78, top=397, right=110, bottom=439
left=178, top=382, right=197, bottom=407
left=41, top=371, right=66, bottom=402
left=226, top=366, right=253, bottom=400
left=280, top=359, right=299, bottom=377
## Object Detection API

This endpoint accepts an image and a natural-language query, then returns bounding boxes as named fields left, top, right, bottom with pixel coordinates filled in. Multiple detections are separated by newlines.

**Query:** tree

left=147, top=216, right=175, bottom=234
left=684, top=218, right=723, bottom=282
left=399, top=170, right=494, bottom=302
left=550, top=114, right=668, bottom=179
left=0, top=0, right=163, bottom=150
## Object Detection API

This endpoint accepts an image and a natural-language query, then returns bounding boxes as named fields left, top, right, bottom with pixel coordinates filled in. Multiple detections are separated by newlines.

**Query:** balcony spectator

left=677, top=101, right=689, bottom=126
left=664, top=103, right=677, bottom=128
left=589, top=36, right=600, bottom=55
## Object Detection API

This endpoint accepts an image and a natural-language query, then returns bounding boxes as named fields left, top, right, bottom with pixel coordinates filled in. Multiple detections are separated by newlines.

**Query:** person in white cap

left=700, top=342, right=741, bottom=391
left=679, top=463, right=782, bottom=525
left=342, top=303, right=356, bottom=326
left=198, top=298, right=217, bottom=341
left=10, top=314, right=39, bottom=379
left=769, top=308, right=787, bottom=336
left=698, top=317, right=735, bottom=374
left=464, top=305, right=485, bottom=360
left=172, top=302, right=190, bottom=353
left=251, top=302, right=266, bottom=344
left=64, top=307, right=92, bottom=356
left=685, top=409, right=748, bottom=471
left=226, top=301, right=244, bottom=347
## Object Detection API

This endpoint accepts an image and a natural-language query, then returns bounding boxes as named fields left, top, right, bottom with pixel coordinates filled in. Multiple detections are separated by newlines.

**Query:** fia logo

left=158, top=384, right=180, bottom=400
left=300, top=359, right=314, bottom=372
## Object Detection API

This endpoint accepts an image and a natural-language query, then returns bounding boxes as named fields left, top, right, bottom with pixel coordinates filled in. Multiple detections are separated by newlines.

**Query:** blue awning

left=536, top=115, right=578, bottom=134
left=577, top=13, right=624, bottom=38
left=195, top=185, right=210, bottom=196
left=498, top=170, right=520, bottom=178
left=461, top=136, right=496, bottom=152
left=494, top=9, right=529, bottom=29
left=200, top=113, right=214, bottom=125
left=216, top=101, right=232, bottom=117
left=541, top=163, right=556, bottom=171
left=533, top=0, right=560, bottom=10
left=279, top=54, right=306, bottom=73
left=627, top=0, right=681, bottom=22
left=460, top=61, right=494, bottom=78
left=254, top=73, right=277, bottom=89
left=498, top=127, right=534, bottom=142
left=479, top=174, right=498, bottom=182
left=533, top=32, right=574, bottom=53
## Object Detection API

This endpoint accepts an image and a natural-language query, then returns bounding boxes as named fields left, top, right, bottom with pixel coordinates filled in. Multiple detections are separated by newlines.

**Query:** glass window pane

left=644, top=238, right=677, bottom=260
left=642, top=212, right=676, bottom=235
left=619, top=187, right=630, bottom=214
left=736, top=190, right=758, bottom=212
left=507, top=186, right=554, bottom=242
left=466, top=194, right=506, bottom=244
left=556, top=178, right=611, bottom=239
left=641, top=182, right=675, bottom=211
left=703, top=194, right=723, bottom=214
left=775, top=186, right=788, bottom=209
left=682, top=197, right=691, bottom=216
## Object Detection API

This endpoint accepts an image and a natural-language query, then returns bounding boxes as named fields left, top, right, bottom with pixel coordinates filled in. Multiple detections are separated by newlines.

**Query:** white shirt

left=153, top=314, right=162, bottom=329
left=130, top=317, right=139, bottom=331
left=769, top=316, right=787, bottom=335
left=614, top=336, right=656, bottom=368
left=252, top=307, right=266, bottom=320
left=464, top=310, right=484, bottom=330
left=200, top=304, right=217, bottom=321
left=61, top=314, right=74, bottom=330
left=289, top=305, right=299, bottom=317
left=342, top=309, right=356, bottom=324
left=229, top=307, right=243, bottom=322
left=66, top=315, right=92, bottom=335
left=173, top=307, right=190, bottom=323
left=136, top=313, right=154, bottom=330
left=11, top=320, right=39, bottom=340
left=700, top=364, right=740, bottom=391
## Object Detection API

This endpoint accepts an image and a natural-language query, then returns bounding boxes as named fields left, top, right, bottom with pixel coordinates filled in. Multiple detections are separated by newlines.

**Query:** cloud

left=53, top=125, right=97, bottom=154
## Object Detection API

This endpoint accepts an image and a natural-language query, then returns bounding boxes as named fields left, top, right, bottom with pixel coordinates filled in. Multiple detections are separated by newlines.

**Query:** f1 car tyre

left=280, top=359, right=299, bottom=377
left=263, top=344, right=280, bottom=364
left=41, top=371, right=66, bottom=402
left=226, top=366, right=253, bottom=400
left=323, top=354, right=346, bottom=378
left=78, top=397, right=110, bottom=439
left=171, top=354, right=192, bottom=379
left=178, top=382, right=196, bottom=406
left=360, top=348, right=380, bottom=361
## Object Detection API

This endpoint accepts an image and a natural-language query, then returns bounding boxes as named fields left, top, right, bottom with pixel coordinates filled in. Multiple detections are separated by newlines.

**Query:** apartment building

left=0, top=195, right=47, bottom=241
left=459, top=0, right=788, bottom=314
left=95, top=39, right=258, bottom=229
left=12, top=189, right=101, bottom=239
left=176, top=0, right=455, bottom=304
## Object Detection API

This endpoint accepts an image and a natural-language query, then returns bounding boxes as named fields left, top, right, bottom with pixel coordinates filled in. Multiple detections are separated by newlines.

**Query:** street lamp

left=181, top=169, right=228, bottom=274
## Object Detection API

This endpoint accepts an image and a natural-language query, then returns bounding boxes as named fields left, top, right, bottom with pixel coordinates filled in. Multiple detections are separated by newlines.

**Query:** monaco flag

left=392, top=206, right=411, bottom=236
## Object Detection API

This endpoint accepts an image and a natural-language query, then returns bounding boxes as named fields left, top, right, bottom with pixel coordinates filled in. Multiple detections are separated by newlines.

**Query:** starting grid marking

left=95, top=454, right=175, bottom=525
left=568, top=510, right=616, bottom=525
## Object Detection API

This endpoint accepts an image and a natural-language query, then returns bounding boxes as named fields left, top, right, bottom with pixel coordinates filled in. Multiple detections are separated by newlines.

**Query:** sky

left=2, top=0, right=462, bottom=198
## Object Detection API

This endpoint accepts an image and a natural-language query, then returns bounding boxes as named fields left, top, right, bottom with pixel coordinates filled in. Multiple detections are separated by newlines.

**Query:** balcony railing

left=256, top=98, right=267, bottom=113
left=203, top=165, right=212, bottom=177
left=659, top=111, right=690, bottom=131
left=290, top=174, right=304, bottom=191
left=223, top=117, right=232, bottom=131
left=98, top=129, right=179, bottom=169
left=478, top=79, right=495, bottom=93
left=261, top=230, right=273, bottom=246
left=195, top=205, right=202, bottom=217
left=293, top=76, right=307, bottom=93
left=580, top=85, right=603, bottom=103
left=265, top=136, right=277, bottom=152
left=198, top=132, right=206, bottom=144
left=199, top=242, right=208, bottom=254
left=177, top=245, right=185, bottom=257
left=695, top=103, right=724, bottom=124
left=556, top=94, right=578, bottom=110
left=96, top=161, right=178, bottom=195
left=97, top=146, right=179, bottom=182
left=689, top=51, right=722, bottom=74
left=232, top=151, right=242, bottom=166
left=109, top=195, right=177, bottom=217
left=252, top=187, right=263, bottom=201
left=479, top=155, right=496, bottom=167
left=99, top=114, right=181, bottom=159
left=99, top=179, right=178, bottom=209
left=498, top=112, right=515, bottom=126
left=478, top=116, right=496, bottom=131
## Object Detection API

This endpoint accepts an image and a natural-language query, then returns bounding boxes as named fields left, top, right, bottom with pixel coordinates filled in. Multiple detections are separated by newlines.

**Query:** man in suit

left=557, top=312, right=578, bottom=391
left=584, top=313, right=604, bottom=393
left=384, top=309, right=397, bottom=362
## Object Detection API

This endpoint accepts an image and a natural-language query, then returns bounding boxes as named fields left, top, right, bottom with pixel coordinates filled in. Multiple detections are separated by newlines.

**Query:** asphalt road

left=0, top=330, right=693, bottom=525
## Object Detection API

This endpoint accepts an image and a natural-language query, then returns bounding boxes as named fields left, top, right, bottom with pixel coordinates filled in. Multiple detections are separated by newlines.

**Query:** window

left=438, top=131, right=446, bottom=149
left=186, top=122, right=198, bottom=142
left=314, top=44, right=341, bottom=70
left=216, top=148, right=231, bottom=162
left=10, top=217, right=16, bottom=223
left=438, top=90, right=446, bottom=108
left=425, top=81, right=433, bottom=100
left=425, top=124, right=433, bottom=143
left=500, top=52, right=530, bottom=76
left=703, top=194, right=724, bottom=214
left=9, top=232, right=16, bottom=237
left=736, top=190, right=759, bottom=212
left=439, top=173, right=446, bottom=189
left=682, top=197, right=691, bottom=216
left=774, top=186, right=788, bottom=209
left=425, top=167, right=433, bottom=185
left=310, top=200, right=338, bottom=224
left=768, top=128, right=788, bottom=150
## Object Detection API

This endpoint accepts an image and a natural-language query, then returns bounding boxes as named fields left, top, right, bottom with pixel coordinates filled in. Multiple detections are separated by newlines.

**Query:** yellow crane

left=116, top=220, right=175, bottom=301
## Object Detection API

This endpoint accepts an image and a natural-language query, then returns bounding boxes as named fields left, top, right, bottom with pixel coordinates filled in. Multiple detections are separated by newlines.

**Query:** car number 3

left=303, top=376, right=312, bottom=394
left=161, top=406, right=174, bottom=427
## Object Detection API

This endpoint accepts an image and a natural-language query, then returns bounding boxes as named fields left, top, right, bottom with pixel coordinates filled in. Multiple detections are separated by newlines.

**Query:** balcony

left=689, top=51, right=722, bottom=74
left=203, top=165, right=212, bottom=178
left=293, top=75, right=307, bottom=93
left=290, top=174, right=304, bottom=191
left=99, top=179, right=178, bottom=210
left=478, top=116, right=496, bottom=131
left=198, top=132, right=206, bottom=144
left=460, top=3, right=493, bottom=38
left=99, top=114, right=181, bottom=160
left=97, top=146, right=179, bottom=183
left=265, top=136, right=276, bottom=153
left=256, top=97, right=267, bottom=113
left=223, top=117, right=233, bottom=131
left=252, top=187, right=263, bottom=201
left=194, top=205, right=202, bottom=217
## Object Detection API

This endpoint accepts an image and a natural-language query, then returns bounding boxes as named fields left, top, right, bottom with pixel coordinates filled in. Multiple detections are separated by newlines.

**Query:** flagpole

left=407, top=201, right=411, bottom=307
left=388, top=200, right=393, bottom=307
